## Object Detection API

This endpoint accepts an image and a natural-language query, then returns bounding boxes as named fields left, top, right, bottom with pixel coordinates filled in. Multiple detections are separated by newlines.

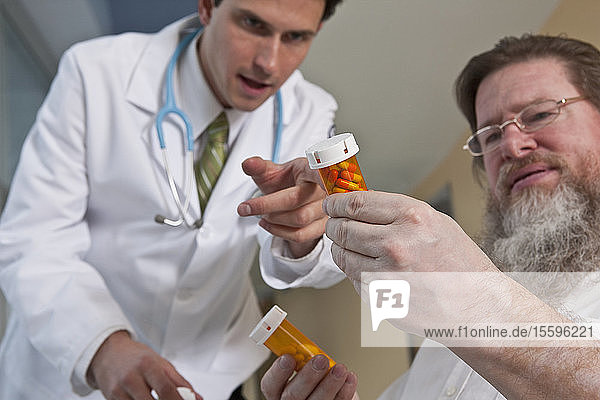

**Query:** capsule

left=337, top=161, right=358, bottom=173
left=340, top=170, right=363, bottom=183
left=327, top=169, right=339, bottom=185
left=335, top=178, right=360, bottom=191
left=332, top=187, right=349, bottom=193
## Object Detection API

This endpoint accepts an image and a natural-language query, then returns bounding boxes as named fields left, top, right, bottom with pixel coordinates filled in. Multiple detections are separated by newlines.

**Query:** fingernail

left=237, top=203, right=251, bottom=216
left=331, top=363, right=346, bottom=378
left=312, top=355, right=328, bottom=371
left=278, top=354, right=295, bottom=370
left=345, top=371, right=358, bottom=385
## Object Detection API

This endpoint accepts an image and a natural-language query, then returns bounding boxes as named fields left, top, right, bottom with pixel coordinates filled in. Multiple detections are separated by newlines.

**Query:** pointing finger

left=241, top=157, right=322, bottom=194
left=238, top=182, right=324, bottom=217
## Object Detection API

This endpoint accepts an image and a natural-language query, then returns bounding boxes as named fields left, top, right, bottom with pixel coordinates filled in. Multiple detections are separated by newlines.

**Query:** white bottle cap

left=249, top=305, right=287, bottom=345
left=305, top=132, right=359, bottom=169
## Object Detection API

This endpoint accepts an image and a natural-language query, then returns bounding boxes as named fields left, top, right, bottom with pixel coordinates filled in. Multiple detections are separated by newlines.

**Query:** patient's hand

left=260, top=354, right=358, bottom=400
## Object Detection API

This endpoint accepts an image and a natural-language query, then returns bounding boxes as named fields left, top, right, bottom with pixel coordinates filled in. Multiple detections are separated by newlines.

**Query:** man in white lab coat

left=260, top=34, right=600, bottom=399
left=0, top=0, right=346, bottom=399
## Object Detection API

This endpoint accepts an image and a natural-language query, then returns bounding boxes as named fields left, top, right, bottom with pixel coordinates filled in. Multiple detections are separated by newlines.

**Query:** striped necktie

left=195, top=112, right=229, bottom=213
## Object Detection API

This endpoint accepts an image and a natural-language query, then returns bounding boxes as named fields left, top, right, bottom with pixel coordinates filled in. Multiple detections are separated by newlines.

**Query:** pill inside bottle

left=305, top=132, right=367, bottom=195
left=249, top=305, right=335, bottom=371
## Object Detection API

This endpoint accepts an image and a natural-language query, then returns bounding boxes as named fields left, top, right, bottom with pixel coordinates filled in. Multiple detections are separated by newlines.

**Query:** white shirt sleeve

left=257, top=228, right=345, bottom=289
left=377, top=372, right=409, bottom=400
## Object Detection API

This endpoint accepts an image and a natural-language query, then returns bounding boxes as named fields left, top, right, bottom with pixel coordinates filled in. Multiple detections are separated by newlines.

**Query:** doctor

left=0, top=0, right=345, bottom=399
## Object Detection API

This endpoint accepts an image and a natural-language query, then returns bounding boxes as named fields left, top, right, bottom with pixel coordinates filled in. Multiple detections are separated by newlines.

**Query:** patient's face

left=475, top=58, right=600, bottom=205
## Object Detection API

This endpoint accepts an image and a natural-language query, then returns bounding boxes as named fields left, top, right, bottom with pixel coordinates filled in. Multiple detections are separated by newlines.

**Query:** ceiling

left=3, top=0, right=561, bottom=193
left=301, top=1, right=561, bottom=193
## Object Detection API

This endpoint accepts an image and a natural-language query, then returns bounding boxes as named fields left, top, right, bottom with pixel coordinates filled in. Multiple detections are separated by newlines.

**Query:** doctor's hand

left=88, top=331, right=201, bottom=400
left=261, top=354, right=359, bottom=400
left=237, top=156, right=328, bottom=258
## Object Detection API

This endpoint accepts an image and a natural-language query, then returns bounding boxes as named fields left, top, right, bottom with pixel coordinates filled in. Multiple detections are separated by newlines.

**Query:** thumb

left=241, top=156, right=272, bottom=179
left=241, top=156, right=293, bottom=194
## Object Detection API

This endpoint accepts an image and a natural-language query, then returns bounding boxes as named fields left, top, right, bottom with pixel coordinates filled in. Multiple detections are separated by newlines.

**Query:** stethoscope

left=154, top=27, right=283, bottom=229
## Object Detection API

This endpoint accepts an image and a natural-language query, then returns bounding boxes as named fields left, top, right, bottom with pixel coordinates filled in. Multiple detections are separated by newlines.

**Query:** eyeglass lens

left=469, top=100, right=560, bottom=155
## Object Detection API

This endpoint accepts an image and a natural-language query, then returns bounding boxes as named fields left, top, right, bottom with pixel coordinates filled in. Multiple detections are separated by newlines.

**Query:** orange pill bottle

left=305, top=133, right=367, bottom=195
left=249, top=305, right=335, bottom=371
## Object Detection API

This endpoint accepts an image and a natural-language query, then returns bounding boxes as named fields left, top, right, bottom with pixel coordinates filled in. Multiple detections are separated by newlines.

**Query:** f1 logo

left=369, top=280, right=410, bottom=331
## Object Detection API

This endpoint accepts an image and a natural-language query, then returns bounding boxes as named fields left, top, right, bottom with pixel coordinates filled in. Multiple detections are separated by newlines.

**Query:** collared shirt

left=379, top=343, right=506, bottom=400
left=379, top=281, right=600, bottom=399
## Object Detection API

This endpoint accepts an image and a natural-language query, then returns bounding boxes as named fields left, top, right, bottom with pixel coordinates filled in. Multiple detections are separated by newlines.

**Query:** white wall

left=0, top=0, right=110, bottom=75
left=0, top=12, right=49, bottom=186
left=0, top=0, right=112, bottom=339
left=0, top=9, right=48, bottom=338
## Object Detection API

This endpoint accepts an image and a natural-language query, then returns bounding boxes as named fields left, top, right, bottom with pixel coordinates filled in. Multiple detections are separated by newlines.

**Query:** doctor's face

left=198, top=0, right=324, bottom=111
left=476, top=58, right=600, bottom=205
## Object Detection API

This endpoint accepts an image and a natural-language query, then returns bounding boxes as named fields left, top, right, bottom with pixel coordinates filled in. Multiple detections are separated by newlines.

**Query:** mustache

left=495, top=153, right=566, bottom=197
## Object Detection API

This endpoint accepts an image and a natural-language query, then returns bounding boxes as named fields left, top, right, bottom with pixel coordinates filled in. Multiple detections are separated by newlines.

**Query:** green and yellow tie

left=195, top=112, right=229, bottom=213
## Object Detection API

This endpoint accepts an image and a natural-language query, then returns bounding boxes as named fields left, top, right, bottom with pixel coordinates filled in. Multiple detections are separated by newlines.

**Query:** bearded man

left=259, top=34, right=600, bottom=400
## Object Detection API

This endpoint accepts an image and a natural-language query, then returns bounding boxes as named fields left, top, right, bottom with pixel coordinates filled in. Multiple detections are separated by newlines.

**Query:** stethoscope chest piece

left=154, top=213, right=203, bottom=229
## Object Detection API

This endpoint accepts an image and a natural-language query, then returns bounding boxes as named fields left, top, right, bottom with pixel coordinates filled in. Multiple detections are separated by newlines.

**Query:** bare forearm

left=455, top=343, right=600, bottom=399
left=450, top=278, right=600, bottom=398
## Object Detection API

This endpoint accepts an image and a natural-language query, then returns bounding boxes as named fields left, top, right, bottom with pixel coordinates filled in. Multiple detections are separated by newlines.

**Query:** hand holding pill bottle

left=305, top=132, right=367, bottom=195
left=249, top=305, right=335, bottom=371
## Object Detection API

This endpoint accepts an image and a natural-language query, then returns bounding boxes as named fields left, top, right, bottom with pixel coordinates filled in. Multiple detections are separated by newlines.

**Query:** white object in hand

left=151, top=387, right=195, bottom=400
left=176, top=387, right=195, bottom=400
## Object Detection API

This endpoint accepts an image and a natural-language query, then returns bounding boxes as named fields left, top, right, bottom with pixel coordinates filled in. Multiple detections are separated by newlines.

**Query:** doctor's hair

left=454, top=33, right=600, bottom=177
left=213, top=0, right=344, bottom=21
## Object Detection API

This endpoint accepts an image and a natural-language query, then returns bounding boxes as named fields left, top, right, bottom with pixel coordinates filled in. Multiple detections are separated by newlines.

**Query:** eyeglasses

left=463, top=96, right=586, bottom=156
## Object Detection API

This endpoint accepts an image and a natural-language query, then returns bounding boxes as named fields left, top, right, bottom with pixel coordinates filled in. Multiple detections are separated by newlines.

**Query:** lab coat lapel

left=128, top=16, right=204, bottom=220
left=204, top=100, right=275, bottom=217
left=128, top=14, right=202, bottom=161
left=126, top=15, right=201, bottom=114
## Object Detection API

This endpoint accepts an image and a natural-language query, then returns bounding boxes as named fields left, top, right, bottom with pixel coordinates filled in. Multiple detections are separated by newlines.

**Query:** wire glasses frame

left=463, top=96, right=587, bottom=156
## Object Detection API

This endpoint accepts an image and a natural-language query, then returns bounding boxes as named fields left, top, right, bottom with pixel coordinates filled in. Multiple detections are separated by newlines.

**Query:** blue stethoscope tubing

left=155, top=27, right=283, bottom=228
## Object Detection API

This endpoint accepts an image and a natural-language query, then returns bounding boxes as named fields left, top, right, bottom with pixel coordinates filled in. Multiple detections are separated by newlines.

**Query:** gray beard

left=480, top=164, right=600, bottom=303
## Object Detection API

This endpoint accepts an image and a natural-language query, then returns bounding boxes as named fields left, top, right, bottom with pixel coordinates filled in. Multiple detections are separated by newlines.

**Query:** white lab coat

left=0, top=15, right=344, bottom=400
